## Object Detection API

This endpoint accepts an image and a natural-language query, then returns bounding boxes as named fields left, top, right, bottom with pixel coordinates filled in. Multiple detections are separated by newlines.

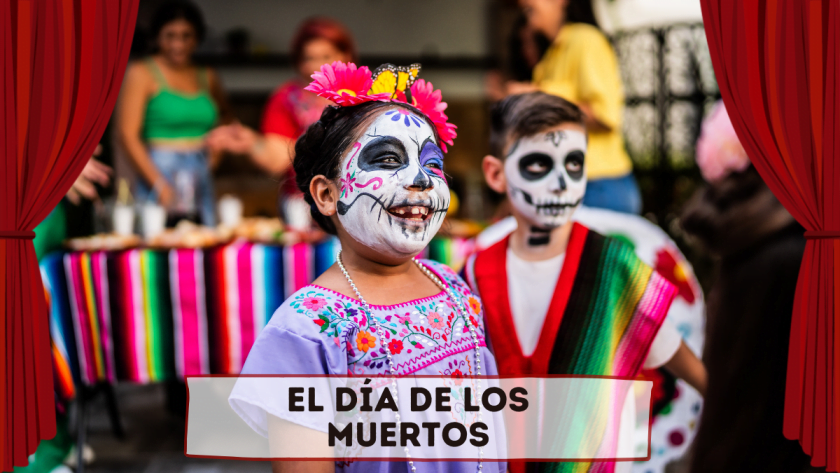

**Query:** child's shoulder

left=418, top=259, right=468, bottom=289
left=418, top=259, right=483, bottom=315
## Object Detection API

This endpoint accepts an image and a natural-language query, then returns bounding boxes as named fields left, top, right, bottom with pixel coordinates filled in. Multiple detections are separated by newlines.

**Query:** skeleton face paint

left=336, top=109, right=450, bottom=258
left=505, top=129, right=587, bottom=229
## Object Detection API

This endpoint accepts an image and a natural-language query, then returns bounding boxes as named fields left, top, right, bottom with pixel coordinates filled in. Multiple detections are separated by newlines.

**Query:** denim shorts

left=135, top=148, right=216, bottom=226
left=582, top=173, right=643, bottom=215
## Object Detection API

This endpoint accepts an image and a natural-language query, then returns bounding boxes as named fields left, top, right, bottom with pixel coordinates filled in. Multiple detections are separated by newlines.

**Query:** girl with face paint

left=467, top=92, right=706, bottom=473
left=228, top=63, right=506, bottom=473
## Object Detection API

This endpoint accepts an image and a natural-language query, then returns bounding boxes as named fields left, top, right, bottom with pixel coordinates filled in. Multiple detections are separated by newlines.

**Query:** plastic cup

left=283, top=196, right=312, bottom=231
left=218, top=195, right=243, bottom=228
left=113, top=205, right=135, bottom=236
left=142, top=204, right=167, bottom=241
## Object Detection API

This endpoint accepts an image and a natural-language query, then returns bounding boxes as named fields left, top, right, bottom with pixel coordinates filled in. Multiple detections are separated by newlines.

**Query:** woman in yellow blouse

left=507, top=0, right=641, bottom=214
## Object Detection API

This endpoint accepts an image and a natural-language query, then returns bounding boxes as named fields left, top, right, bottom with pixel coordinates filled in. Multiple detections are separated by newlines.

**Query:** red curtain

left=701, top=0, right=840, bottom=470
left=0, top=0, right=138, bottom=469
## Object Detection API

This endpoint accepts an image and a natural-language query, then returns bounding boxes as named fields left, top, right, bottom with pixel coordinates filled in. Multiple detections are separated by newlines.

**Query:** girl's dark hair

left=294, top=101, right=440, bottom=234
left=150, top=0, right=207, bottom=44
left=566, top=0, right=600, bottom=29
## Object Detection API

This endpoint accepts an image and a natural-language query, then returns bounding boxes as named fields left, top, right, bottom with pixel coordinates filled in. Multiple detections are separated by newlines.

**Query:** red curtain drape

left=701, top=0, right=840, bottom=470
left=0, top=0, right=138, bottom=469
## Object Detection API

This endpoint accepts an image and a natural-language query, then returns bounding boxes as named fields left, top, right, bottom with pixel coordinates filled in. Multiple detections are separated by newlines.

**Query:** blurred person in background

left=681, top=102, right=821, bottom=473
left=117, top=0, right=229, bottom=226
left=206, top=17, right=356, bottom=212
left=507, top=0, right=641, bottom=214
left=486, top=14, right=550, bottom=103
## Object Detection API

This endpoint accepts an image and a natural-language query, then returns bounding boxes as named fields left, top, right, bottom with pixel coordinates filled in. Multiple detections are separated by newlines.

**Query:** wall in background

left=193, top=0, right=488, bottom=57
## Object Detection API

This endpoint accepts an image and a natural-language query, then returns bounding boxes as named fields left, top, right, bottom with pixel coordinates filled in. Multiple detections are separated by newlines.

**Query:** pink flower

left=695, top=101, right=751, bottom=183
left=427, top=311, right=445, bottom=330
left=397, top=313, right=411, bottom=324
left=410, top=79, right=457, bottom=152
left=304, top=61, right=391, bottom=106
left=340, top=172, right=356, bottom=198
left=303, top=297, right=327, bottom=311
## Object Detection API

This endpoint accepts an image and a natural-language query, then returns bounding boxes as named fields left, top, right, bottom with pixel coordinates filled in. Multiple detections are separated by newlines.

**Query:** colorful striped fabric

left=540, top=229, right=676, bottom=473
left=169, top=249, right=210, bottom=378
left=204, top=239, right=339, bottom=374
left=40, top=236, right=468, bottom=386
left=63, top=252, right=110, bottom=384
left=108, top=249, right=176, bottom=383
left=39, top=254, right=78, bottom=400
left=547, top=230, right=675, bottom=377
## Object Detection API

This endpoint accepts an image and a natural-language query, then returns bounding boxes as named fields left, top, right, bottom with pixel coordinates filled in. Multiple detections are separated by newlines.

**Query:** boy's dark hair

left=151, top=1, right=206, bottom=44
left=489, top=92, right=585, bottom=158
left=294, top=102, right=440, bottom=235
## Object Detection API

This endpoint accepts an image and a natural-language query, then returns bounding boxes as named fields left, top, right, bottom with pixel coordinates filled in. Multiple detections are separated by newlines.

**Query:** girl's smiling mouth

left=387, top=204, right=432, bottom=222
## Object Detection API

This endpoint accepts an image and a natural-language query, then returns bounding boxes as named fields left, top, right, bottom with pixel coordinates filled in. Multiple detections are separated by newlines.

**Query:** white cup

left=283, top=196, right=312, bottom=231
left=218, top=195, right=243, bottom=227
left=113, top=205, right=135, bottom=236
left=142, top=204, right=167, bottom=241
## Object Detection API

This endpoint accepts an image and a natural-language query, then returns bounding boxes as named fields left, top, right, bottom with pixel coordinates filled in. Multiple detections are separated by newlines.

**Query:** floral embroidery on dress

left=287, top=260, right=486, bottom=376
left=439, top=354, right=481, bottom=426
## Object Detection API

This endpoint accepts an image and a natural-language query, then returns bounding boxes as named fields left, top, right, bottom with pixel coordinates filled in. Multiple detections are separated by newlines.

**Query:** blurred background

left=87, top=0, right=718, bottom=263
left=32, top=1, right=758, bottom=473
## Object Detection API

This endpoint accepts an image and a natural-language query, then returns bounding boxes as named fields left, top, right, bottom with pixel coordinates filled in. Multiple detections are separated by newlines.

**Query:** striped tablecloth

left=40, top=237, right=474, bottom=389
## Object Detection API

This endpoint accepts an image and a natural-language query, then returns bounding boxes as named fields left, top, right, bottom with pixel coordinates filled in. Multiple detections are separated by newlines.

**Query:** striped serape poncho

left=466, top=222, right=677, bottom=473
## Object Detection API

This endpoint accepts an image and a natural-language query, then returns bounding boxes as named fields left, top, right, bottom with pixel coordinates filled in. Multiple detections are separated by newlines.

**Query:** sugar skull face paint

left=505, top=129, right=587, bottom=229
left=336, top=108, right=450, bottom=258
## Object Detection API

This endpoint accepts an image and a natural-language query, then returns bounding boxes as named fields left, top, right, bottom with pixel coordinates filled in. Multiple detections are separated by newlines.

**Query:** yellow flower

left=356, top=331, right=377, bottom=353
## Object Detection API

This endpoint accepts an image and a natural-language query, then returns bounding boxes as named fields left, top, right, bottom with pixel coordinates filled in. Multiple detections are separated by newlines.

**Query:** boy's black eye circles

left=518, top=152, right=554, bottom=181
left=564, top=150, right=585, bottom=180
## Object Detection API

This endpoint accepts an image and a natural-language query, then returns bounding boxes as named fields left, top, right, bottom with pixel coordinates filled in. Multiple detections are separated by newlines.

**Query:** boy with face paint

left=465, top=93, right=706, bottom=473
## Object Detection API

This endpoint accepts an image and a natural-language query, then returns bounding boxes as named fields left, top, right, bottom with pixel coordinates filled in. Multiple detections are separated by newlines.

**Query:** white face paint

left=504, top=129, right=587, bottom=229
left=336, top=108, right=450, bottom=258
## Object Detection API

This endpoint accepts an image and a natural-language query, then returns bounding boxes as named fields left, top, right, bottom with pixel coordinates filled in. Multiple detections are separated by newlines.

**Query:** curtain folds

left=700, top=1, right=840, bottom=470
left=0, top=1, right=138, bottom=469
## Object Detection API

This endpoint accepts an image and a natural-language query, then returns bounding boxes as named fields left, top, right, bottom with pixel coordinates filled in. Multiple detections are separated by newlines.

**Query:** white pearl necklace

left=336, top=250, right=484, bottom=472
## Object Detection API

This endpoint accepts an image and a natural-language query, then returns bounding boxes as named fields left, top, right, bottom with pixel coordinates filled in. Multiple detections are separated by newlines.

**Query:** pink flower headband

left=304, top=61, right=458, bottom=152
left=695, top=101, right=751, bottom=183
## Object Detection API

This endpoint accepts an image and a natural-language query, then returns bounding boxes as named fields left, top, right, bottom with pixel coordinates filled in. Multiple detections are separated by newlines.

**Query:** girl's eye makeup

left=377, top=154, right=401, bottom=165
left=357, top=136, right=409, bottom=172
left=418, top=140, right=446, bottom=180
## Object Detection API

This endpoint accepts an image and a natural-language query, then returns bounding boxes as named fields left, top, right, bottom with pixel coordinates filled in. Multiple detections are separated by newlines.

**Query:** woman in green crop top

left=117, top=1, right=229, bottom=226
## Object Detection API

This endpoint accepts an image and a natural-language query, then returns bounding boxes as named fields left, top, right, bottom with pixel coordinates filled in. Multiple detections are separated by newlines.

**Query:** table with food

left=41, top=194, right=484, bottom=389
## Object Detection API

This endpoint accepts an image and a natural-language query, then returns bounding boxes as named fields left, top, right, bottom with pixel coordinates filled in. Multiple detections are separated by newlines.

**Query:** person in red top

left=207, top=17, right=357, bottom=199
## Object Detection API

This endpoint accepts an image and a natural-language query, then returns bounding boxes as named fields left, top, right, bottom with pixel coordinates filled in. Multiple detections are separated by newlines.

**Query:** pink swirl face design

left=336, top=110, right=450, bottom=258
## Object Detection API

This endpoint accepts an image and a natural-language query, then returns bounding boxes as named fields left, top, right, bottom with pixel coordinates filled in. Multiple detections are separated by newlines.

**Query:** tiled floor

left=82, top=384, right=269, bottom=473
